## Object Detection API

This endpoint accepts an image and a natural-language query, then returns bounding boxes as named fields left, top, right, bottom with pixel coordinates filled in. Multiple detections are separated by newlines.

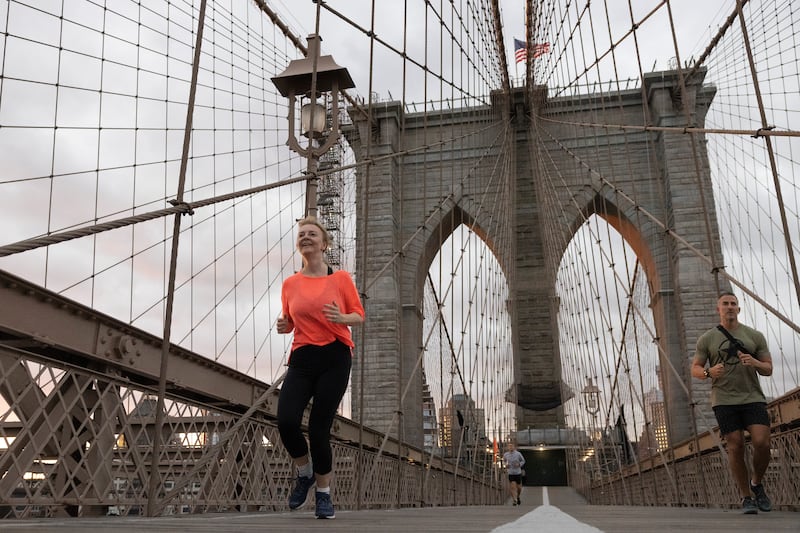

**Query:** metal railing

left=0, top=270, right=502, bottom=519
left=0, top=344, right=503, bottom=519
left=570, top=388, right=800, bottom=511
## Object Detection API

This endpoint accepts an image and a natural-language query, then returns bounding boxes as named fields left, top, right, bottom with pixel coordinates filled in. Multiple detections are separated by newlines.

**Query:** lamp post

left=582, top=377, right=601, bottom=419
left=271, top=34, right=355, bottom=218
left=582, top=378, right=601, bottom=482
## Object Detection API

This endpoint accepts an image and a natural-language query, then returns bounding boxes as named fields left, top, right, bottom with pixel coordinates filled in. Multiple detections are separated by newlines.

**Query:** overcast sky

left=272, top=0, right=731, bottom=99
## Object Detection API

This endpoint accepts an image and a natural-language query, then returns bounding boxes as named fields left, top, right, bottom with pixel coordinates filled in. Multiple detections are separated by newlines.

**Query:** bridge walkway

left=3, top=487, right=797, bottom=533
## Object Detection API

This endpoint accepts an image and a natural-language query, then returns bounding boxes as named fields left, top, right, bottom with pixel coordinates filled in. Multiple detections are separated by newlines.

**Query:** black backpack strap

left=327, top=265, right=334, bottom=275
left=715, top=324, right=736, bottom=343
left=716, top=325, right=752, bottom=356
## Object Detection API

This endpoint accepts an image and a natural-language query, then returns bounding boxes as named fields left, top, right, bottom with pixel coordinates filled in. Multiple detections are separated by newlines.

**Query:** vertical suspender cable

left=355, top=0, right=378, bottom=511
left=147, top=0, right=208, bottom=517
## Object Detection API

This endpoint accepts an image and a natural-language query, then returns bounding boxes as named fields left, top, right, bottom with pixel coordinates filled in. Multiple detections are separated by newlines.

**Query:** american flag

left=514, top=39, right=550, bottom=63
left=533, top=42, right=551, bottom=58
left=514, top=38, right=526, bottom=63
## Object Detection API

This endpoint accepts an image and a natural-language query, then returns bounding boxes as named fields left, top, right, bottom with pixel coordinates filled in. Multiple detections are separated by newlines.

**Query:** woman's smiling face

left=297, top=223, right=327, bottom=255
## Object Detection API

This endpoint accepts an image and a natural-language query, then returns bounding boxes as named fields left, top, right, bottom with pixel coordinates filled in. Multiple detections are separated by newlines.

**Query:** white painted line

left=490, top=487, right=603, bottom=533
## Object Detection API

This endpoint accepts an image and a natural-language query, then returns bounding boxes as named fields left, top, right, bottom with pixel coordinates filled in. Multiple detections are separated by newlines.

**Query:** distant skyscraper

left=439, top=393, right=486, bottom=459
left=421, top=373, right=439, bottom=453
left=638, top=367, right=668, bottom=458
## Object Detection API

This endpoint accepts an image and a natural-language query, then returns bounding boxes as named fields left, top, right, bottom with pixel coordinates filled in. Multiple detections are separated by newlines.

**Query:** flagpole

left=523, top=3, right=527, bottom=87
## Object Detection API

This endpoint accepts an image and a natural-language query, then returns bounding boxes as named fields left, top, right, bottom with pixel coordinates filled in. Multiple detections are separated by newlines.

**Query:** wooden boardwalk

left=2, top=487, right=797, bottom=532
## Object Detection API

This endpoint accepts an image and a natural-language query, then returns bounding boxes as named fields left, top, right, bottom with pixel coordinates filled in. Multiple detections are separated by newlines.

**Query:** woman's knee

left=277, top=413, right=304, bottom=443
left=277, top=407, right=299, bottom=428
left=308, top=423, right=333, bottom=448
left=277, top=419, right=294, bottom=435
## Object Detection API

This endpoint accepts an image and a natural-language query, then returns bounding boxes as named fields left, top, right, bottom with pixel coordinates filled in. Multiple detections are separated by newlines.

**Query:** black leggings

left=277, top=340, right=351, bottom=476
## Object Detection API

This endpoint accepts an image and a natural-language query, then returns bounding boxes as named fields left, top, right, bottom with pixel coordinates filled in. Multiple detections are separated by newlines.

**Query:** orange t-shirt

left=281, top=270, right=365, bottom=352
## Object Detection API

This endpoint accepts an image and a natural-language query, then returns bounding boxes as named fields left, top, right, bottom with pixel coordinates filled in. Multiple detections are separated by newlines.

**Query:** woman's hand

left=324, top=301, right=364, bottom=326
left=323, top=301, right=343, bottom=323
left=276, top=315, right=293, bottom=334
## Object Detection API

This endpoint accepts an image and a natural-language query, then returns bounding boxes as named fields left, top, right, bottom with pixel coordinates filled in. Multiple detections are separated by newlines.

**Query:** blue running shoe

left=315, top=491, right=335, bottom=519
left=288, top=475, right=315, bottom=510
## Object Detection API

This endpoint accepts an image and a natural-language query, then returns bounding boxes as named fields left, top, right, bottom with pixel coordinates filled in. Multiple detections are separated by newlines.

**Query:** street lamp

left=271, top=34, right=355, bottom=218
left=582, top=378, right=601, bottom=417
left=582, top=377, right=602, bottom=482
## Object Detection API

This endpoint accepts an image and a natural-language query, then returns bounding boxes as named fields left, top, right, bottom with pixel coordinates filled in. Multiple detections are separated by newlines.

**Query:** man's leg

left=724, top=429, right=750, bottom=498
left=747, top=422, right=772, bottom=512
left=748, top=423, right=771, bottom=484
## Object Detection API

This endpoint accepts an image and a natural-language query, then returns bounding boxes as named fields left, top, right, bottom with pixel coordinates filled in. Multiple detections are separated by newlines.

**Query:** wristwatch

left=703, top=368, right=710, bottom=379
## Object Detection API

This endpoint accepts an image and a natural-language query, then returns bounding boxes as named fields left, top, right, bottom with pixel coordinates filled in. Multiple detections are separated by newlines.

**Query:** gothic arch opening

left=422, top=222, right=515, bottom=457
left=556, top=212, right=662, bottom=457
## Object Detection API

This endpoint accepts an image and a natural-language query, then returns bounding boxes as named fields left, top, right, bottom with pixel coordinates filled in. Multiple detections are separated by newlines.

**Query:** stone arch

left=413, top=203, right=506, bottom=309
left=564, top=190, right=661, bottom=295
left=344, top=68, right=723, bottom=448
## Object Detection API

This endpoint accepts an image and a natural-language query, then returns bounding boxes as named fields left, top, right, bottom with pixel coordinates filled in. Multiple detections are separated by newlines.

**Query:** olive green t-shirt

left=694, top=323, right=768, bottom=407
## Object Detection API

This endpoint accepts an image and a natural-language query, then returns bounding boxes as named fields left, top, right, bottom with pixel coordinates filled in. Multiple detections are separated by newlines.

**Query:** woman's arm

left=323, top=301, right=364, bottom=325
left=325, top=271, right=365, bottom=325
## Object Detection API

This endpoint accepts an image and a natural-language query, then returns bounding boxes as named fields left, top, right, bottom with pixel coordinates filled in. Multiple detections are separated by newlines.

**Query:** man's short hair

left=718, top=291, right=737, bottom=302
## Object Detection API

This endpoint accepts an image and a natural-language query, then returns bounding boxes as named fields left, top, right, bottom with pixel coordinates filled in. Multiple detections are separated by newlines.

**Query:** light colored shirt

left=503, top=450, right=525, bottom=475
left=694, top=323, right=768, bottom=407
